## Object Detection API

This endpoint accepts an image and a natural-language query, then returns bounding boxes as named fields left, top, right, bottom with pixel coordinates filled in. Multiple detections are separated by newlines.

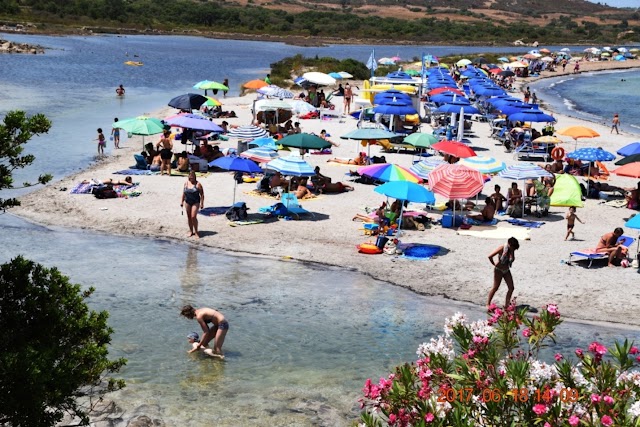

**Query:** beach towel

left=463, top=218, right=499, bottom=226
left=457, top=226, right=531, bottom=241
left=114, top=169, right=157, bottom=176
left=506, top=218, right=545, bottom=228
left=228, top=219, right=264, bottom=227
left=400, top=244, right=441, bottom=261
left=244, top=190, right=322, bottom=201
left=115, top=185, right=141, bottom=198
left=199, top=206, right=232, bottom=216
left=171, top=170, right=210, bottom=178
left=69, top=182, right=95, bottom=194
left=601, top=199, right=628, bottom=208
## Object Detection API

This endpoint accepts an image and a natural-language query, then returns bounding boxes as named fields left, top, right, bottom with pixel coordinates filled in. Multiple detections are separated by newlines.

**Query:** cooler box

left=442, top=214, right=463, bottom=228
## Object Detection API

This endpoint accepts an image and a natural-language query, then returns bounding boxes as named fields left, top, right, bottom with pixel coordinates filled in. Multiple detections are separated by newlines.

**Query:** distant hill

left=1, top=0, right=638, bottom=44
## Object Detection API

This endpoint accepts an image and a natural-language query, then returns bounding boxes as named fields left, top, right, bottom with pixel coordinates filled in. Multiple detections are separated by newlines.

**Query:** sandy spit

left=13, top=59, right=640, bottom=326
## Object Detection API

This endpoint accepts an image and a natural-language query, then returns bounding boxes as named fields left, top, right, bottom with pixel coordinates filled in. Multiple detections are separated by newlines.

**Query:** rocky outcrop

left=0, top=39, right=45, bottom=54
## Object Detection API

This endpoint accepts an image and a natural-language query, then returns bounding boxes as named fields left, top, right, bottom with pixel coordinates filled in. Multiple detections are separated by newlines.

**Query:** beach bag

left=226, top=203, right=248, bottom=221
left=92, top=185, right=117, bottom=199
left=271, top=202, right=288, bottom=217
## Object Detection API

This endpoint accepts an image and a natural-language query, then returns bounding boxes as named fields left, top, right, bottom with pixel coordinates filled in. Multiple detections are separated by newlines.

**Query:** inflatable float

left=124, top=61, right=144, bottom=66
left=357, top=243, right=383, bottom=254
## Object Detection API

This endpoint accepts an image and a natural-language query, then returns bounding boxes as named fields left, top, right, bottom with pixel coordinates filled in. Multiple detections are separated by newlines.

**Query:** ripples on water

left=1, top=214, right=639, bottom=425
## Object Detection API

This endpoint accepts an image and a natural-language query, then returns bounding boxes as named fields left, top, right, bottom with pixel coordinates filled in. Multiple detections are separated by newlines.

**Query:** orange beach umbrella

left=557, top=126, right=600, bottom=140
left=244, top=79, right=268, bottom=90
left=612, top=162, right=640, bottom=179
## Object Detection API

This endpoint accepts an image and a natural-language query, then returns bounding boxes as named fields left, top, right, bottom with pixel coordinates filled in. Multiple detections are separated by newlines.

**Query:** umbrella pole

left=586, top=164, right=591, bottom=195
left=397, top=203, right=404, bottom=238
left=233, top=180, right=237, bottom=205
left=522, top=179, right=526, bottom=217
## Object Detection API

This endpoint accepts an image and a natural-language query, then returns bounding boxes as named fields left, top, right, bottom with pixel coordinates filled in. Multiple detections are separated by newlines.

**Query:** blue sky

left=585, top=0, right=638, bottom=8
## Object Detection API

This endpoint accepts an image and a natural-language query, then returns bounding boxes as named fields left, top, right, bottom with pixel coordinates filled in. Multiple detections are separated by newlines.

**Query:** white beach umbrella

left=255, top=99, right=293, bottom=111
left=301, top=72, right=336, bottom=86
left=338, top=71, right=353, bottom=79
left=289, top=100, right=317, bottom=115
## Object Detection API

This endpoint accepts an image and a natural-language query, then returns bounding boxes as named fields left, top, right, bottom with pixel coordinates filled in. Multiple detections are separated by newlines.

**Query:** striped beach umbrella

left=459, top=156, right=506, bottom=174
left=266, top=156, right=315, bottom=177
left=428, top=164, right=484, bottom=200
left=357, top=164, right=421, bottom=183
left=240, top=147, right=279, bottom=163
left=409, top=158, right=446, bottom=180
left=228, top=125, right=269, bottom=140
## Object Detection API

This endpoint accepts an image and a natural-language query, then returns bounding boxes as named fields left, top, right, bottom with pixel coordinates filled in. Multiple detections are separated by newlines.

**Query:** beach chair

left=568, top=235, right=635, bottom=268
left=133, top=154, right=149, bottom=170
left=514, top=141, right=551, bottom=162
left=281, top=193, right=315, bottom=219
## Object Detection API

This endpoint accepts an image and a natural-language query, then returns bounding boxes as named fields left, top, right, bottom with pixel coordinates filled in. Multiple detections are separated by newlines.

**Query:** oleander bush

left=359, top=302, right=640, bottom=426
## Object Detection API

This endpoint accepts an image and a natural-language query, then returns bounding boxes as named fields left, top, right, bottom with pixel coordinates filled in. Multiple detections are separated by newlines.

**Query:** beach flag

left=366, top=50, right=377, bottom=77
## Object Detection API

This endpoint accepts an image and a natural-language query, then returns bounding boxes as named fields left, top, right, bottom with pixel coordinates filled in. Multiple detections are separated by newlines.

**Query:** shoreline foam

left=12, top=60, right=640, bottom=327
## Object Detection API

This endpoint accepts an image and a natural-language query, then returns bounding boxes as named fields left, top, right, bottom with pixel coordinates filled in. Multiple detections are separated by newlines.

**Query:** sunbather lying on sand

left=327, top=152, right=367, bottom=166
left=294, top=178, right=314, bottom=199
left=83, top=177, right=133, bottom=186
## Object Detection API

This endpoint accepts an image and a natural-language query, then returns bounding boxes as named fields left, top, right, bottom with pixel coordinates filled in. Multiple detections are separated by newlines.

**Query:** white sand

left=14, top=60, right=640, bottom=326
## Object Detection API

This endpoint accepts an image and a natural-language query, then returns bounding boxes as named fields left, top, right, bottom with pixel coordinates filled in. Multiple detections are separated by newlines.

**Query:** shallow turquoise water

left=1, top=214, right=639, bottom=425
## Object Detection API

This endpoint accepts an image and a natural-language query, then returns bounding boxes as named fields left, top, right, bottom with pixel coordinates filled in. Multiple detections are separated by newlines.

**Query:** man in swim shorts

left=116, top=84, right=125, bottom=96
left=181, top=305, right=229, bottom=357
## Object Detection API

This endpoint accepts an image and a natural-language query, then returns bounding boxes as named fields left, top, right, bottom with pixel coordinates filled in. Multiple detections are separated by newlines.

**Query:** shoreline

left=12, top=60, right=640, bottom=327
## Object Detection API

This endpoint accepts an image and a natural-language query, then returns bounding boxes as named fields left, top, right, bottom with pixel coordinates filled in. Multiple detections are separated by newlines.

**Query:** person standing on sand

left=265, top=74, right=272, bottom=85
left=222, top=78, right=229, bottom=98
left=116, top=84, right=125, bottom=96
left=111, top=117, right=121, bottom=149
left=343, top=83, right=353, bottom=115
left=181, top=171, right=204, bottom=238
left=181, top=305, right=228, bottom=358
left=611, top=113, right=620, bottom=134
left=156, top=130, right=173, bottom=176
left=487, top=237, right=519, bottom=309
left=564, top=206, right=584, bottom=241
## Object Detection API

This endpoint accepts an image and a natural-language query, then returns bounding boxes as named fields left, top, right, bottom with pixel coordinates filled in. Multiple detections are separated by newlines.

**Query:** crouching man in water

left=180, top=305, right=229, bottom=358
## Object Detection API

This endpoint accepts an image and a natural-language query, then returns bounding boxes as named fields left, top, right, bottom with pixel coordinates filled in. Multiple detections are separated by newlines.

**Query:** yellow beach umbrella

left=533, top=136, right=563, bottom=144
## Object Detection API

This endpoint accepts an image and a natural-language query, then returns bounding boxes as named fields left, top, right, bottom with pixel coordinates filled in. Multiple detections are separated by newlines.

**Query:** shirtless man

left=180, top=305, right=229, bottom=357
left=116, top=84, right=125, bottom=96
left=596, top=227, right=627, bottom=267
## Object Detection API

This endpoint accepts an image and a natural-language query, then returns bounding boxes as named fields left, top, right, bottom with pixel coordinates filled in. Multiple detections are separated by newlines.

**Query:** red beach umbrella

left=428, top=164, right=484, bottom=200
left=428, top=87, right=465, bottom=97
left=612, top=162, right=640, bottom=179
left=432, top=140, right=477, bottom=158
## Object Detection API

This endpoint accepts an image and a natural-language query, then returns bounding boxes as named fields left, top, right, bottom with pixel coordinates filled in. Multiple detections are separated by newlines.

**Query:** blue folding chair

left=281, top=193, right=315, bottom=219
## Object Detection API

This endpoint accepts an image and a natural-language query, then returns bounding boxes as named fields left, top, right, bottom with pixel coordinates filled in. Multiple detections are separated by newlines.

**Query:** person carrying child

left=564, top=206, right=584, bottom=241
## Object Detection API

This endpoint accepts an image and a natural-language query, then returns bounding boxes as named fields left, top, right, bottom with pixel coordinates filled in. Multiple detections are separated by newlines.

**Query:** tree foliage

left=0, top=256, right=126, bottom=426
left=0, top=110, right=52, bottom=211
left=269, top=54, right=370, bottom=84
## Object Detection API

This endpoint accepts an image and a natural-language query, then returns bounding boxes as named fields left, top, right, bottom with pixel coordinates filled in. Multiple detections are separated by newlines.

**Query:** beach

left=13, top=58, right=640, bottom=327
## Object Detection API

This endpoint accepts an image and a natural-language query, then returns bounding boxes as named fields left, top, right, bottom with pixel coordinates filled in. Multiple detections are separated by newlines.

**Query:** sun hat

left=187, top=332, right=199, bottom=341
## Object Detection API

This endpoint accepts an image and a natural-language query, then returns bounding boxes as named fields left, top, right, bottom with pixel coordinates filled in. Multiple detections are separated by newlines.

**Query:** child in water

left=186, top=332, right=224, bottom=359
left=565, top=206, right=585, bottom=241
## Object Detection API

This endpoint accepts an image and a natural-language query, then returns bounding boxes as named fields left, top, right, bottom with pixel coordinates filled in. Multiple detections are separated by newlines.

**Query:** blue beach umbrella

left=248, top=137, right=277, bottom=149
left=507, top=109, right=556, bottom=123
left=209, top=156, right=263, bottom=204
left=567, top=147, right=615, bottom=162
left=474, top=86, right=506, bottom=97
left=617, top=142, right=640, bottom=157
left=430, top=94, right=470, bottom=104
left=624, top=214, right=640, bottom=260
left=374, top=181, right=435, bottom=204
left=341, top=128, right=399, bottom=140
left=435, top=103, right=480, bottom=115
left=168, top=93, right=208, bottom=111
left=373, top=101, right=417, bottom=116
left=165, top=113, right=224, bottom=132
left=328, top=72, right=343, bottom=79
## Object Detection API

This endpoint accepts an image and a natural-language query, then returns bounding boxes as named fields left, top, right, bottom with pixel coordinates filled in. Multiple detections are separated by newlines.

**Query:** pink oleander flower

left=630, top=346, right=639, bottom=355
left=544, top=423, right=551, bottom=427
left=601, top=415, right=613, bottom=426
left=603, top=395, right=614, bottom=405
left=568, top=415, right=580, bottom=426
left=522, top=328, right=531, bottom=337
left=588, top=341, right=608, bottom=356
left=546, top=304, right=560, bottom=316
left=554, top=353, right=564, bottom=361
left=636, top=355, right=640, bottom=363
left=425, top=413, right=435, bottom=422
left=575, top=348, right=584, bottom=358
left=388, top=413, right=397, bottom=424
left=591, top=393, right=602, bottom=403
left=533, top=404, right=548, bottom=415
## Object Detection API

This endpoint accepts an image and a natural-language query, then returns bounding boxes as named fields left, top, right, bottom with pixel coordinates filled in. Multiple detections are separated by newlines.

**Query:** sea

left=531, top=68, right=640, bottom=134
left=1, top=33, right=639, bottom=424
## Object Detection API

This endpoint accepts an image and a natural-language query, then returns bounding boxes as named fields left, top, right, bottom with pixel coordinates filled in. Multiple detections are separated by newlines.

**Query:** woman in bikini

left=327, top=152, right=367, bottom=166
left=156, top=130, right=174, bottom=176
left=487, top=237, right=520, bottom=309
left=181, top=305, right=229, bottom=358
left=180, top=171, right=204, bottom=238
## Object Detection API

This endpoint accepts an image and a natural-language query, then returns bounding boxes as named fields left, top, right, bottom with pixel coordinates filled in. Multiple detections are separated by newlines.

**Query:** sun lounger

left=568, top=235, right=635, bottom=268
left=281, top=193, right=315, bottom=219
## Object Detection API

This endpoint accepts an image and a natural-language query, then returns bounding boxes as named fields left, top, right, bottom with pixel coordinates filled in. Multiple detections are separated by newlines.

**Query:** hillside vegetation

left=0, top=0, right=638, bottom=44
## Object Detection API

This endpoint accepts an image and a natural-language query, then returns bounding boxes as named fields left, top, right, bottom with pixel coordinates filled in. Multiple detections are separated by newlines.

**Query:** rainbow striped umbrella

left=357, top=163, right=421, bottom=183
left=203, top=96, right=222, bottom=107
left=459, top=156, right=506, bottom=174
left=409, top=158, right=446, bottom=180
left=428, top=164, right=484, bottom=199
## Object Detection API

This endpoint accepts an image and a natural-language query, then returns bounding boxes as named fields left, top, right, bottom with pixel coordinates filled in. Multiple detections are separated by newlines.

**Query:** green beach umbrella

left=404, top=133, right=439, bottom=149
left=114, top=116, right=165, bottom=149
left=193, top=80, right=229, bottom=91
left=278, top=133, right=331, bottom=150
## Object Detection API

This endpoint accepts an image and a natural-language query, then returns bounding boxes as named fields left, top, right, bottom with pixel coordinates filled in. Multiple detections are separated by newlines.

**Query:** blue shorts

left=209, top=320, right=229, bottom=330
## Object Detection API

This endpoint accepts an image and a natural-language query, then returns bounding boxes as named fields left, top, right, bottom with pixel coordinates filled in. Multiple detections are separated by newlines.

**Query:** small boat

left=124, top=61, right=143, bottom=66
